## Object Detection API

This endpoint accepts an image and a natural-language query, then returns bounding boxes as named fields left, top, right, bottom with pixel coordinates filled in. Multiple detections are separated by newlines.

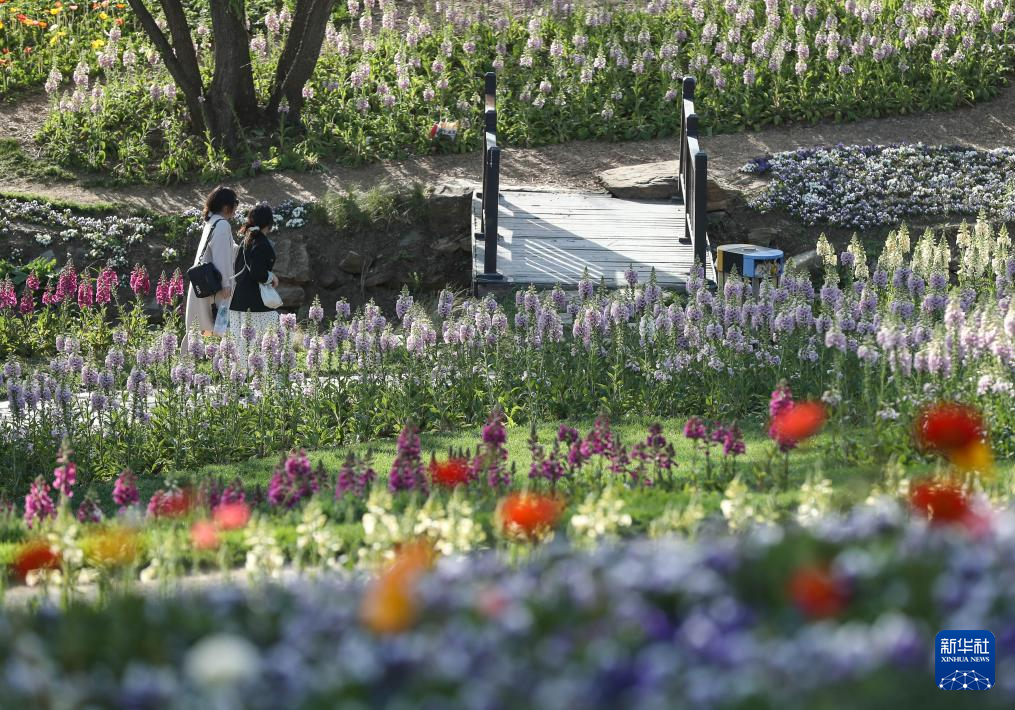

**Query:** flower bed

left=742, top=143, right=1015, bottom=229
left=24, top=1, right=1015, bottom=181
left=2, top=498, right=1014, bottom=707
left=3, top=215, right=1015, bottom=479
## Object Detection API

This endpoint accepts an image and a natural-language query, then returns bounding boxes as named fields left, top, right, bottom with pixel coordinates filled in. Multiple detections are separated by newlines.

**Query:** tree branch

left=125, top=0, right=206, bottom=134
left=266, top=0, right=335, bottom=123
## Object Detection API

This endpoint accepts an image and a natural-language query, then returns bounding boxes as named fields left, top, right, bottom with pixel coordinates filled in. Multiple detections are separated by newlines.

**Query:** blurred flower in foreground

left=213, top=502, right=251, bottom=531
left=496, top=492, right=564, bottom=542
left=788, top=565, right=848, bottom=619
left=148, top=488, right=193, bottom=519
left=913, top=402, right=993, bottom=475
left=909, top=479, right=973, bottom=527
left=12, top=540, right=60, bottom=581
left=191, top=521, right=220, bottom=551
left=361, top=540, right=435, bottom=634
left=429, top=457, right=472, bottom=489
left=770, top=401, right=827, bottom=448
left=184, top=633, right=261, bottom=689
left=85, top=527, right=140, bottom=568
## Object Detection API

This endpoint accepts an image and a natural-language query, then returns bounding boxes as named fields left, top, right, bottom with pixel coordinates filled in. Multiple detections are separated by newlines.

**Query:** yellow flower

left=99, top=12, right=108, bottom=20
left=50, top=7, right=61, bottom=15
left=91, top=38, right=105, bottom=50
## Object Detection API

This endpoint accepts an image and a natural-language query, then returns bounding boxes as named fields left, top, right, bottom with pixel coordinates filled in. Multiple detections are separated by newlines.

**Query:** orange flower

left=497, top=492, right=564, bottom=541
left=12, top=540, right=61, bottom=581
left=770, top=401, right=826, bottom=446
left=213, top=502, right=251, bottom=531
left=788, top=566, right=848, bottom=619
left=190, top=520, right=220, bottom=551
left=361, top=540, right=435, bottom=634
left=429, top=457, right=471, bottom=488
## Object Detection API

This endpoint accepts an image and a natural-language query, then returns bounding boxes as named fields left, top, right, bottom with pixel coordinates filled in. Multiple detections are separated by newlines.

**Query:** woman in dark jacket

left=229, top=203, right=279, bottom=363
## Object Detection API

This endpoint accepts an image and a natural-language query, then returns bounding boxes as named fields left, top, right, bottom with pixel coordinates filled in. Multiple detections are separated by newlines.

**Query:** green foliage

left=321, top=182, right=427, bottom=232
left=17, top=1, right=1015, bottom=182
left=0, top=138, right=72, bottom=181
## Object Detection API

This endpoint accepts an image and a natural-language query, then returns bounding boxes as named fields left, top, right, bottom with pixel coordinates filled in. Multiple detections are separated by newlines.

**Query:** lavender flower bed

left=3, top=500, right=1014, bottom=708
left=5, top=216, right=1015, bottom=479
left=742, top=144, right=1015, bottom=229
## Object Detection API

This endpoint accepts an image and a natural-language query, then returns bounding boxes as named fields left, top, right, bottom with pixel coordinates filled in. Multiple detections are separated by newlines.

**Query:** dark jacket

left=229, top=232, right=277, bottom=313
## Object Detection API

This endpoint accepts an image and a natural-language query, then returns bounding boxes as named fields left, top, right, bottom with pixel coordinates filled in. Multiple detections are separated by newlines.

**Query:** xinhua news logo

left=936, top=630, right=995, bottom=690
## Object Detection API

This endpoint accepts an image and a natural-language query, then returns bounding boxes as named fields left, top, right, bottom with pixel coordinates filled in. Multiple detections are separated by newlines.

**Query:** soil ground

left=2, top=79, right=1013, bottom=215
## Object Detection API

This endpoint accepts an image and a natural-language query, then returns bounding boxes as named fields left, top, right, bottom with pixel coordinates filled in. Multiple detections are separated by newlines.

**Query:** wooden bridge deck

left=472, top=190, right=714, bottom=292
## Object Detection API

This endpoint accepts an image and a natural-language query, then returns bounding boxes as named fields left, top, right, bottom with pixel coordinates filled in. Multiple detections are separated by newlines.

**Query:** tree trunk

left=266, top=0, right=336, bottom=127
left=126, top=0, right=206, bottom=134
left=207, top=0, right=260, bottom=146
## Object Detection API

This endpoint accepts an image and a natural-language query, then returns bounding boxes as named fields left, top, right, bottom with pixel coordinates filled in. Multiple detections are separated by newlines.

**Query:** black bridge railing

left=477, top=71, right=503, bottom=282
left=678, top=76, right=709, bottom=271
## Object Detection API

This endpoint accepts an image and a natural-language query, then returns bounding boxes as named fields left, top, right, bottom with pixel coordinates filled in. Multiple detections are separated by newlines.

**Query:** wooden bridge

left=472, top=73, right=714, bottom=294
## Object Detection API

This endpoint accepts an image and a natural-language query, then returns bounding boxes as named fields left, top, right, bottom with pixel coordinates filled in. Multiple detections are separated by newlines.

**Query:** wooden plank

left=472, top=189, right=713, bottom=292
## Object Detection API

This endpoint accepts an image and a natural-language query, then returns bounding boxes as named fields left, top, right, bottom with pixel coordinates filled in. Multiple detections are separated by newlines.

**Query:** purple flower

left=308, top=299, right=324, bottom=323
left=24, top=476, right=56, bottom=528
left=389, top=421, right=427, bottom=493
left=624, top=265, right=639, bottom=286
left=683, top=416, right=708, bottom=441
left=77, top=495, right=103, bottom=524
left=269, top=450, right=325, bottom=508
left=395, top=290, right=413, bottom=320
left=437, top=289, right=454, bottom=318
left=471, top=408, right=510, bottom=488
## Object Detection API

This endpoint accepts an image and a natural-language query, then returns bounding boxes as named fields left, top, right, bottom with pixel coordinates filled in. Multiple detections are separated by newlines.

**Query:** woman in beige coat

left=182, top=187, right=240, bottom=351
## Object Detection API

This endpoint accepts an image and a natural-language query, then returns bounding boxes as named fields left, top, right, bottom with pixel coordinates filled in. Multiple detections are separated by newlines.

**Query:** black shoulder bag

left=187, top=217, right=226, bottom=298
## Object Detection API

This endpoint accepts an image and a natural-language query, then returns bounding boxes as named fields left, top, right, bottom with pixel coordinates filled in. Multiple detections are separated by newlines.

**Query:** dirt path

left=3, top=81, right=1014, bottom=214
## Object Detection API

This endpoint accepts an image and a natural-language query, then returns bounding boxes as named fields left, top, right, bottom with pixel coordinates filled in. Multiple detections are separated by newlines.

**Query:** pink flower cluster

left=130, top=264, right=151, bottom=297
left=155, top=269, right=185, bottom=308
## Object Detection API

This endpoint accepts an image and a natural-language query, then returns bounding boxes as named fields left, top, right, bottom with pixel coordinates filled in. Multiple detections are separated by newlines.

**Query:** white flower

left=569, top=486, right=632, bottom=547
left=184, top=633, right=261, bottom=688
left=796, top=474, right=834, bottom=527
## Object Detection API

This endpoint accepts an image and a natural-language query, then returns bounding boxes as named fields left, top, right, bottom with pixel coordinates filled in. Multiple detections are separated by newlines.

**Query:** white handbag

left=259, top=273, right=283, bottom=309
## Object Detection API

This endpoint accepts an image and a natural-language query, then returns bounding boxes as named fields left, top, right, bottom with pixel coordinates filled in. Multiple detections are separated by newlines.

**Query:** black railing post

left=482, top=146, right=501, bottom=277
left=482, top=108, right=497, bottom=229
left=682, top=75, right=696, bottom=101
left=693, top=151, right=708, bottom=268
left=482, top=72, right=497, bottom=233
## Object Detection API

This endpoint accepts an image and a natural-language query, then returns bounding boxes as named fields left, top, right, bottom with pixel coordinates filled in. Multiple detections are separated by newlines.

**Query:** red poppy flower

left=770, top=401, right=827, bottom=446
left=213, top=502, right=251, bottom=530
left=497, top=493, right=564, bottom=541
left=788, top=566, right=847, bottom=619
left=429, top=457, right=471, bottom=488
left=12, top=540, right=61, bottom=581
left=913, top=402, right=984, bottom=455
left=910, top=480, right=970, bottom=526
